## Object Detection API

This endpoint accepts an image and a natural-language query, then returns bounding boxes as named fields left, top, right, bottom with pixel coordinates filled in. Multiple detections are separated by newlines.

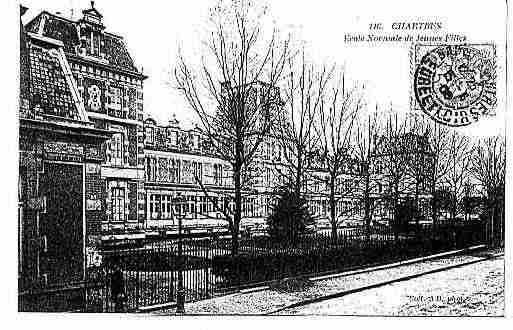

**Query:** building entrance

left=38, top=162, right=84, bottom=285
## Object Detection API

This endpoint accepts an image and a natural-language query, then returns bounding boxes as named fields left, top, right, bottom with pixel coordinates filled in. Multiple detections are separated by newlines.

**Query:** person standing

left=110, top=257, right=126, bottom=312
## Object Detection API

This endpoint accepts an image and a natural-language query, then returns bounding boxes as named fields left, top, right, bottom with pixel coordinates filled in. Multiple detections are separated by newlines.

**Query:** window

left=175, top=159, right=181, bottom=183
left=181, top=160, right=190, bottom=183
left=146, top=157, right=152, bottom=181
left=213, top=164, right=223, bottom=186
left=192, top=134, right=200, bottom=150
left=162, top=195, right=173, bottom=219
left=193, top=162, right=203, bottom=182
left=169, top=159, right=178, bottom=183
left=154, top=195, right=161, bottom=219
left=165, top=130, right=173, bottom=149
left=90, top=32, right=100, bottom=57
left=265, top=168, right=271, bottom=186
left=110, top=86, right=122, bottom=109
left=111, top=188, right=125, bottom=222
left=149, top=194, right=158, bottom=220
left=158, top=158, right=169, bottom=182
left=145, top=127, right=154, bottom=144
left=146, top=157, right=157, bottom=182
left=188, top=196, right=197, bottom=218
left=150, top=194, right=188, bottom=220
left=170, top=131, right=178, bottom=146
left=110, top=133, right=124, bottom=166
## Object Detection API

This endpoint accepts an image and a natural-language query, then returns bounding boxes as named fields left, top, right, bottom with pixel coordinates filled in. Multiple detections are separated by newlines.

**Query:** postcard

left=14, top=0, right=507, bottom=318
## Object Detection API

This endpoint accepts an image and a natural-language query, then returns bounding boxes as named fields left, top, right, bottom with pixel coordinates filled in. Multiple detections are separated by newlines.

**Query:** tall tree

left=402, top=115, right=434, bottom=234
left=470, top=136, right=505, bottom=245
left=460, top=183, right=482, bottom=222
left=274, top=51, right=334, bottom=198
left=443, top=130, right=473, bottom=223
left=175, top=0, right=291, bottom=255
left=422, top=121, right=451, bottom=228
left=315, top=74, right=363, bottom=241
left=375, top=113, right=410, bottom=240
left=351, top=110, right=381, bottom=241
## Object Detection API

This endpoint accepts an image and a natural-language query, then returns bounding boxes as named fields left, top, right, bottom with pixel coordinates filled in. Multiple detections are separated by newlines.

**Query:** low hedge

left=211, top=235, right=475, bottom=287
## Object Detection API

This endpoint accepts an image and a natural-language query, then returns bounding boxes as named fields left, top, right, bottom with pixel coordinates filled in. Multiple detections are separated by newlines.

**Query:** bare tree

left=351, top=110, right=381, bottom=241
left=460, top=182, right=480, bottom=222
left=374, top=112, right=410, bottom=240
left=422, top=121, right=452, bottom=228
left=175, top=0, right=291, bottom=255
left=470, top=135, right=505, bottom=245
left=402, top=115, right=435, bottom=234
left=274, top=51, right=334, bottom=198
left=443, top=131, right=473, bottom=223
left=314, top=75, right=363, bottom=241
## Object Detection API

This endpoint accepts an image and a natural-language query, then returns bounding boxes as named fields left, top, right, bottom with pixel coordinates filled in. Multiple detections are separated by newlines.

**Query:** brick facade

left=25, top=3, right=147, bottom=235
left=19, top=6, right=111, bottom=307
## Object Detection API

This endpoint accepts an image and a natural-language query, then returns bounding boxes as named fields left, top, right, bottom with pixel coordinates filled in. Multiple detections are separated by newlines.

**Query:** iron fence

left=83, top=221, right=485, bottom=312
left=18, top=221, right=491, bottom=312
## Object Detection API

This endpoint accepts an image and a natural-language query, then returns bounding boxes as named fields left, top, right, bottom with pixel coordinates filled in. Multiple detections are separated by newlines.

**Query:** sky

left=20, top=0, right=507, bottom=136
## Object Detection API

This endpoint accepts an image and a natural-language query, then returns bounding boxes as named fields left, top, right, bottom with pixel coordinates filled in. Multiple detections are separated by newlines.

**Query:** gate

left=19, top=162, right=85, bottom=312
left=39, top=162, right=84, bottom=285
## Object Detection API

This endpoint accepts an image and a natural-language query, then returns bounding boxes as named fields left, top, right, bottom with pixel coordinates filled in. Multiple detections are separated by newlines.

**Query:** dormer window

left=84, top=12, right=101, bottom=25
left=80, top=1, right=104, bottom=58
left=91, top=31, right=100, bottom=56
left=170, top=130, right=178, bottom=146
left=82, top=1, right=104, bottom=26
left=192, top=135, right=200, bottom=150
left=145, top=127, right=154, bottom=144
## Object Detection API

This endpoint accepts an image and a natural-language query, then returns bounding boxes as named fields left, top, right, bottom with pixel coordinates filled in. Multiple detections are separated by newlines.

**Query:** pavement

left=154, top=246, right=502, bottom=315
left=278, top=254, right=504, bottom=316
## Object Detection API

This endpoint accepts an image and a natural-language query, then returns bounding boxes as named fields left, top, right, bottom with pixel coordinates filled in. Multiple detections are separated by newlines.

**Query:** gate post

left=205, top=236, right=210, bottom=299
left=175, top=194, right=185, bottom=314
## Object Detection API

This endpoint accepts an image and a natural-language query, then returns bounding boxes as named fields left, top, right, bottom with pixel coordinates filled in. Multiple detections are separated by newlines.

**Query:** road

left=281, top=255, right=504, bottom=316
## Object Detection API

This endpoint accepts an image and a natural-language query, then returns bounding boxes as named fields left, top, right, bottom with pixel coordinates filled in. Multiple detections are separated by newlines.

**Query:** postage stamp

left=411, top=44, right=497, bottom=127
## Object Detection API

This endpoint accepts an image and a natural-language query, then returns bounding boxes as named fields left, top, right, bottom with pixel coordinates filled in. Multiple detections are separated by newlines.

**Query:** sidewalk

left=155, top=246, right=497, bottom=315
left=277, top=255, right=504, bottom=316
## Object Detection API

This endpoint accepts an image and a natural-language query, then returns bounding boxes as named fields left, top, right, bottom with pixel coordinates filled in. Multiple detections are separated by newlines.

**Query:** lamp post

left=175, top=193, right=185, bottom=314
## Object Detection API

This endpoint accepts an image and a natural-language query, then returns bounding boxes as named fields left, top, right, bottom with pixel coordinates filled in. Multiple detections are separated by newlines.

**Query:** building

left=143, top=116, right=234, bottom=229
left=25, top=2, right=148, bottom=237
left=304, top=155, right=364, bottom=225
left=140, top=115, right=365, bottom=231
left=19, top=5, right=111, bottom=311
left=371, top=132, right=434, bottom=223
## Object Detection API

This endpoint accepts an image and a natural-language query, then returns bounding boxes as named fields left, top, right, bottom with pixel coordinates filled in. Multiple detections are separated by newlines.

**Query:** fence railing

left=84, top=221, right=485, bottom=312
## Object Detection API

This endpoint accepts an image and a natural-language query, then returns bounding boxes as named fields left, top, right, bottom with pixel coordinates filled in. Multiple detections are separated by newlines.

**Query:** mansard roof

left=23, top=33, right=89, bottom=122
left=25, top=10, right=139, bottom=74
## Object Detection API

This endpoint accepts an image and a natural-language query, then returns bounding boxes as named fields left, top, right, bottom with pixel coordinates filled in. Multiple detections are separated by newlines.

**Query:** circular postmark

left=413, top=44, right=496, bottom=127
